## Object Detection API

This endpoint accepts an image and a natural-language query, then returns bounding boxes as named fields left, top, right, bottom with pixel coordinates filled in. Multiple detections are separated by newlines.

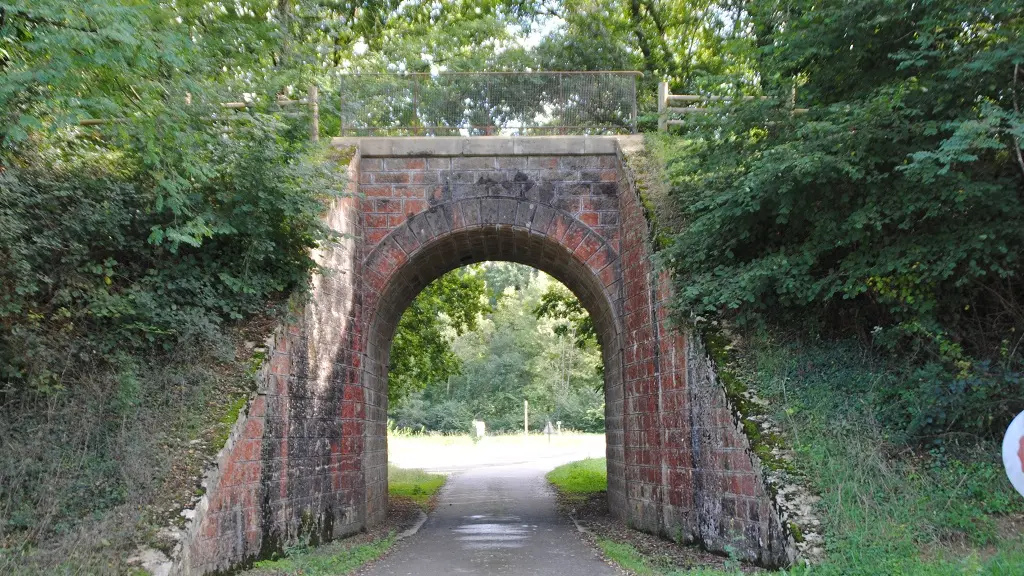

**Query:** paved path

left=361, top=458, right=618, bottom=576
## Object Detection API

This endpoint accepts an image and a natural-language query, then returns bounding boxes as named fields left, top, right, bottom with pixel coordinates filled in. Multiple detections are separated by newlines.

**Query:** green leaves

left=533, top=283, right=596, bottom=348
left=655, top=0, right=1024, bottom=440
left=388, top=266, right=490, bottom=405
left=0, top=113, right=338, bottom=392
left=388, top=267, right=604, bottom=432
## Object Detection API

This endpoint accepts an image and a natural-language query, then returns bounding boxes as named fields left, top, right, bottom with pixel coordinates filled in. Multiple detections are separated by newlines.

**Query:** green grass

left=387, top=464, right=446, bottom=507
left=598, top=540, right=744, bottom=576
left=598, top=540, right=659, bottom=575
left=552, top=337, right=1024, bottom=576
left=736, top=334, right=1024, bottom=576
left=245, top=534, right=395, bottom=576
left=546, top=457, right=607, bottom=500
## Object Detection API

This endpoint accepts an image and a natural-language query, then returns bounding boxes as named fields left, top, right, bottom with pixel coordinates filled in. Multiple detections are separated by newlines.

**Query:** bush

left=1, top=121, right=341, bottom=394
left=881, top=360, right=1024, bottom=441
left=656, top=1, right=1024, bottom=442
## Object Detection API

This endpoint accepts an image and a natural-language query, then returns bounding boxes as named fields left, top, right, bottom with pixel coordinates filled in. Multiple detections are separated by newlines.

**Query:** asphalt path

left=360, top=458, right=618, bottom=576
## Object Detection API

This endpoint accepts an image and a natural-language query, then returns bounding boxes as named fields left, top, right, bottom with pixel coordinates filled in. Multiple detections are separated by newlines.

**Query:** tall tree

left=388, top=266, right=489, bottom=405
left=660, top=0, right=1024, bottom=440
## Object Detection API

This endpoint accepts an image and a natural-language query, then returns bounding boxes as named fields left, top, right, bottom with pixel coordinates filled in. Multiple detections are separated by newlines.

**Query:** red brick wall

left=617, top=150, right=794, bottom=566
left=617, top=151, right=663, bottom=531
left=172, top=155, right=368, bottom=576
left=171, top=139, right=794, bottom=575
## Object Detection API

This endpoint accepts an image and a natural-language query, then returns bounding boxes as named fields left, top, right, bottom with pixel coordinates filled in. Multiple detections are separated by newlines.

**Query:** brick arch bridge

left=171, top=137, right=795, bottom=575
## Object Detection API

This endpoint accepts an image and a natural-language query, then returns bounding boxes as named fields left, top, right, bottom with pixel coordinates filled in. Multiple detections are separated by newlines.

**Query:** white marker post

left=1002, top=411, right=1024, bottom=498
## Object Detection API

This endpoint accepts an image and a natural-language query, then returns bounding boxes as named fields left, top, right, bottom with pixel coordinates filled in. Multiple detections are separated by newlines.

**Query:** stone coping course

left=330, top=135, right=642, bottom=157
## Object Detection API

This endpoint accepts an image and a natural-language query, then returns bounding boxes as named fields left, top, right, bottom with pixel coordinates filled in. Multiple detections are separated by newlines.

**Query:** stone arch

left=357, top=197, right=627, bottom=524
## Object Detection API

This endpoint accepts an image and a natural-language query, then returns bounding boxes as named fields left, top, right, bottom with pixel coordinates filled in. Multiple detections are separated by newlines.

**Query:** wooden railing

left=657, top=81, right=808, bottom=131
left=79, top=85, right=322, bottom=142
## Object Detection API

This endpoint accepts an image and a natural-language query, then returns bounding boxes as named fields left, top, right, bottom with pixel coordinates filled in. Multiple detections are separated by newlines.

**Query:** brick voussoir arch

left=361, top=196, right=623, bottom=337
left=356, top=195, right=628, bottom=532
left=168, top=138, right=797, bottom=576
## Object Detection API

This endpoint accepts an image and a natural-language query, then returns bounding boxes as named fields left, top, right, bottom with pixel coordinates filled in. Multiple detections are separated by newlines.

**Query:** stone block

left=452, top=156, right=497, bottom=170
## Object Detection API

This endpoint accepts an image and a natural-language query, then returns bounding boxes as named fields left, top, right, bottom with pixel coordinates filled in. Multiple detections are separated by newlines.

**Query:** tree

left=533, top=283, right=597, bottom=348
left=483, top=262, right=538, bottom=303
left=659, top=0, right=1024, bottom=440
left=391, top=266, right=604, bottom=432
left=388, top=266, right=489, bottom=405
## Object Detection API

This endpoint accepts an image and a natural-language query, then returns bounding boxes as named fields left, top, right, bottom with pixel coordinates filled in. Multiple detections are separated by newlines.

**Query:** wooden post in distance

left=308, top=84, right=319, bottom=143
left=658, top=81, right=668, bottom=132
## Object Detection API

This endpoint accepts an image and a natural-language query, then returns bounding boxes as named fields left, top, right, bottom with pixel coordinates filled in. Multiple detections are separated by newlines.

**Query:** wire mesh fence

left=337, top=71, right=641, bottom=136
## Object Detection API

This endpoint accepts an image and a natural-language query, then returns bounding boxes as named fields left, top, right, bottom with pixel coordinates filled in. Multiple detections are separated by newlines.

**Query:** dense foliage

left=534, top=283, right=597, bottom=349
left=387, top=266, right=490, bottom=404
left=390, top=264, right=604, bottom=433
left=0, top=1, right=351, bottom=393
left=659, top=0, right=1024, bottom=441
left=1, top=131, right=341, bottom=392
left=1, top=0, right=344, bottom=566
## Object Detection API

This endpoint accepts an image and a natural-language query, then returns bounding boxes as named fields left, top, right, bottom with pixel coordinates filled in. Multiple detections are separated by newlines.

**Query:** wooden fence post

left=658, top=81, right=669, bottom=132
left=308, top=84, right=319, bottom=143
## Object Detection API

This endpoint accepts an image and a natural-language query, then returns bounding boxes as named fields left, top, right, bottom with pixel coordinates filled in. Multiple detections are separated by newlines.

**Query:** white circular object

left=1002, top=411, right=1024, bottom=498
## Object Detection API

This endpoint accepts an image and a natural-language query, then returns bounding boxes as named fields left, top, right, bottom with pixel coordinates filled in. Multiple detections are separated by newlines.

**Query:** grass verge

left=599, top=540, right=659, bottom=575
left=546, top=458, right=607, bottom=504
left=388, top=465, right=446, bottom=508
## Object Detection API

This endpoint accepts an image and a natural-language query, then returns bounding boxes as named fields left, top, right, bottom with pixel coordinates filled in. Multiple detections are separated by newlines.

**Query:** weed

left=214, top=394, right=250, bottom=447
left=598, top=540, right=657, bottom=575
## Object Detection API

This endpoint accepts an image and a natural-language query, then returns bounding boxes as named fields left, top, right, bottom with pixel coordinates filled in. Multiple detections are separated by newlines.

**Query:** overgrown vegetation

left=1, top=1, right=342, bottom=571
left=0, top=332, right=259, bottom=573
left=631, top=0, right=1024, bottom=570
left=734, top=335, right=1024, bottom=575
left=657, top=0, right=1024, bottom=444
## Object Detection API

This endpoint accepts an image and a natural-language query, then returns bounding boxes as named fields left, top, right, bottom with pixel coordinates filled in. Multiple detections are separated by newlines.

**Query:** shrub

left=0, top=121, right=342, bottom=394
left=656, top=1, right=1024, bottom=441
